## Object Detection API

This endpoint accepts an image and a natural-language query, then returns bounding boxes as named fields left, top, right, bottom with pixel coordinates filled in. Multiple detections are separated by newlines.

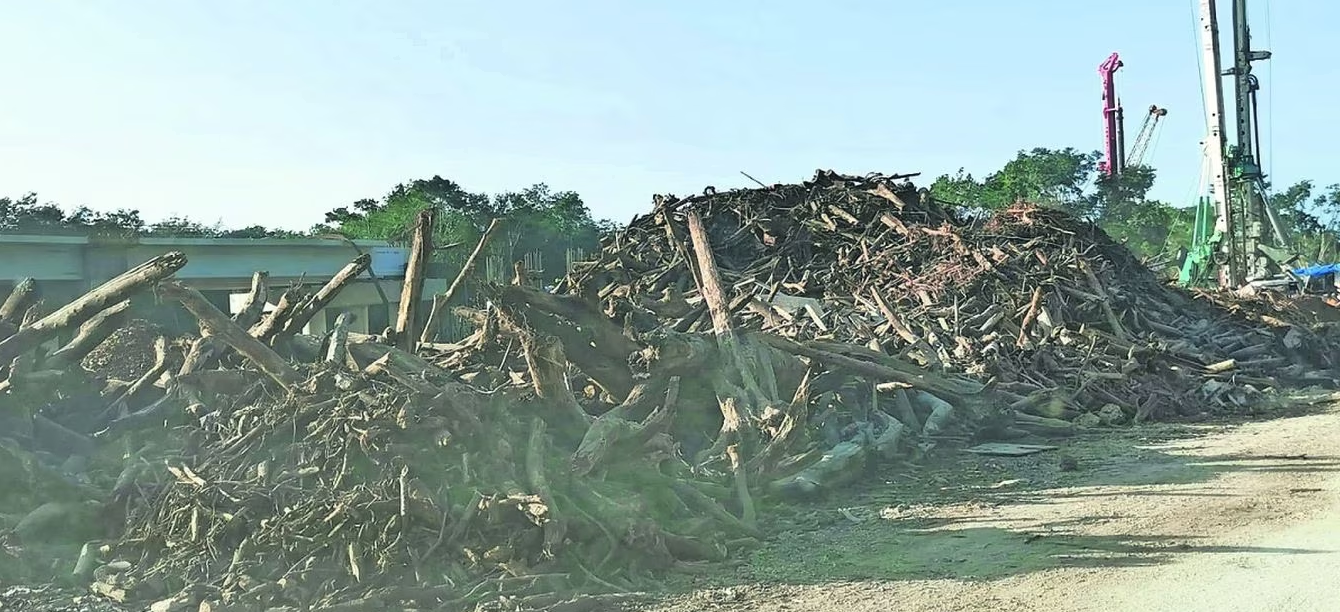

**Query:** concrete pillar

left=352, top=307, right=371, bottom=334
left=306, top=310, right=329, bottom=336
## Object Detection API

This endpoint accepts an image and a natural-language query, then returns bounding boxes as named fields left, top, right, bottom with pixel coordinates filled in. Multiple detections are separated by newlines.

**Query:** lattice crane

left=1125, top=105, right=1168, bottom=168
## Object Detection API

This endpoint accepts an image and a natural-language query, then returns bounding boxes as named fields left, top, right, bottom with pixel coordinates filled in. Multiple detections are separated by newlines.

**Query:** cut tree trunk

left=232, top=271, right=270, bottom=329
left=0, top=278, right=38, bottom=325
left=280, top=254, right=372, bottom=337
left=159, top=281, right=301, bottom=390
left=421, top=218, right=502, bottom=344
left=0, top=252, right=187, bottom=365
left=395, top=209, right=434, bottom=351
left=492, top=284, right=639, bottom=401
left=327, top=312, right=353, bottom=366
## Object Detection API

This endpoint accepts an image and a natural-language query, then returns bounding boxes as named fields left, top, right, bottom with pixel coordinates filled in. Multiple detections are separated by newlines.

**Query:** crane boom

left=1126, top=105, right=1168, bottom=168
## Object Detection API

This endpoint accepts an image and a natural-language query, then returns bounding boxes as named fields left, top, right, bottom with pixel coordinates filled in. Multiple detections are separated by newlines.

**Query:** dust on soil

left=645, top=392, right=1340, bottom=612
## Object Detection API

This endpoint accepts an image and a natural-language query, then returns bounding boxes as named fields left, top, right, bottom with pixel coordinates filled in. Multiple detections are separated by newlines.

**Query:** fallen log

left=0, top=278, right=38, bottom=325
left=177, top=336, right=222, bottom=377
left=159, top=281, right=301, bottom=390
left=251, top=286, right=307, bottom=341
left=280, top=254, right=372, bottom=337
left=492, top=284, right=639, bottom=401
left=767, top=439, right=868, bottom=500
left=45, top=300, right=131, bottom=369
left=0, top=252, right=187, bottom=365
left=761, top=335, right=981, bottom=403
left=570, top=376, right=679, bottom=476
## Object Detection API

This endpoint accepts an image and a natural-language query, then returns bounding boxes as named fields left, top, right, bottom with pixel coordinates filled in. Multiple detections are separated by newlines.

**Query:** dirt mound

left=81, top=320, right=170, bottom=381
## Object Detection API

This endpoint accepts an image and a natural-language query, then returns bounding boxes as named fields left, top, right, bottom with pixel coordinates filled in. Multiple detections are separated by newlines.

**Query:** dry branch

left=421, top=218, right=502, bottom=344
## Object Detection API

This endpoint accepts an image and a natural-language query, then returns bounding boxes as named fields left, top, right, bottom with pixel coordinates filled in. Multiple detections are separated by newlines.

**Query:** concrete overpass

left=0, top=234, right=447, bottom=335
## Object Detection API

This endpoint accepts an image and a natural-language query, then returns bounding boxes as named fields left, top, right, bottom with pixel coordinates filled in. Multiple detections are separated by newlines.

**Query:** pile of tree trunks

left=2, top=170, right=1336, bottom=610
left=550, top=170, right=1338, bottom=423
left=0, top=227, right=987, bottom=610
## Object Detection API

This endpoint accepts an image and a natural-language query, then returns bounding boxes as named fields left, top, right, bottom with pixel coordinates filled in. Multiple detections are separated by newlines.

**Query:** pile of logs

left=1, top=170, right=1335, bottom=610
left=554, top=170, right=1339, bottom=422
left=0, top=216, right=989, bottom=610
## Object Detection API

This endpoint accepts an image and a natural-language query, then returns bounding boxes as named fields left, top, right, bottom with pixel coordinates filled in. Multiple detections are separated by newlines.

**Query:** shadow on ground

left=666, top=398, right=1340, bottom=593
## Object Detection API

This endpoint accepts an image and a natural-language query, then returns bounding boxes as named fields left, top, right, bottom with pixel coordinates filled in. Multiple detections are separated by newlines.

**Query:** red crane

left=1098, top=52, right=1125, bottom=176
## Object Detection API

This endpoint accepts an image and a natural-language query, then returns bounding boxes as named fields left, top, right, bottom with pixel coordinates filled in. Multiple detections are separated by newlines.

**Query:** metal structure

left=1180, top=0, right=1294, bottom=288
left=1125, top=105, right=1168, bottom=168
left=1098, top=53, right=1125, bottom=176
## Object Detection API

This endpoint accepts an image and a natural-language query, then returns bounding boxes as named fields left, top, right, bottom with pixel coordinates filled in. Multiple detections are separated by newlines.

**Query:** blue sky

left=2, top=1, right=1336, bottom=230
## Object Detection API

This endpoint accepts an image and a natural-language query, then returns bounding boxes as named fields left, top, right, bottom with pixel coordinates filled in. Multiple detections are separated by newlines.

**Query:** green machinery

left=1178, top=0, right=1297, bottom=289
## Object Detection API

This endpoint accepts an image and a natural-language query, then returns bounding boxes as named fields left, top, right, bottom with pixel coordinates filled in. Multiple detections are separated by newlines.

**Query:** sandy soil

left=645, top=397, right=1340, bottom=612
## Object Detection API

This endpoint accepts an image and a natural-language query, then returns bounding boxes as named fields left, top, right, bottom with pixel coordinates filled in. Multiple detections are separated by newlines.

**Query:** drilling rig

left=1097, top=55, right=1168, bottom=177
left=1179, top=0, right=1297, bottom=289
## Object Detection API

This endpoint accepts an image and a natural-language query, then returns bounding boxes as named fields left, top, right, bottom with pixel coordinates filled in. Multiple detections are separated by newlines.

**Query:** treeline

left=311, top=176, right=620, bottom=284
left=11, top=156, right=1340, bottom=281
left=0, top=193, right=306, bottom=238
left=929, top=147, right=1340, bottom=266
left=2, top=176, right=620, bottom=286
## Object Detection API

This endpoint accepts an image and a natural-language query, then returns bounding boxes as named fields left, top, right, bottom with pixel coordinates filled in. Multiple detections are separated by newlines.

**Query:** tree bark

left=421, top=218, right=502, bottom=344
left=0, top=252, right=187, bottom=365
left=251, top=286, right=307, bottom=341
left=395, top=209, right=434, bottom=351
left=159, top=281, right=301, bottom=390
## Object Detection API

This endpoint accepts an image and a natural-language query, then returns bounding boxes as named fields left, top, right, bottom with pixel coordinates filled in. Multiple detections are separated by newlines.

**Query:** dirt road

left=648, top=399, right=1340, bottom=612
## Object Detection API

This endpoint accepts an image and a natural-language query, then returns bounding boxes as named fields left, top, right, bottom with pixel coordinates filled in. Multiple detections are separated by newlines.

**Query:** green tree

left=319, top=176, right=611, bottom=285
left=929, top=148, right=1182, bottom=258
left=931, top=148, right=1102, bottom=218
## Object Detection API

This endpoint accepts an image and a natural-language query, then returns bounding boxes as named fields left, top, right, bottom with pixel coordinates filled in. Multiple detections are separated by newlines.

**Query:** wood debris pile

left=554, top=170, right=1338, bottom=422
left=0, top=210, right=992, bottom=610
left=1, top=170, right=1335, bottom=610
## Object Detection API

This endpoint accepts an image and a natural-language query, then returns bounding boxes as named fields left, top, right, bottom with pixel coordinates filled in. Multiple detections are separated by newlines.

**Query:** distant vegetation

left=929, top=147, right=1340, bottom=264
left=7, top=155, right=1340, bottom=279
left=1, top=175, right=619, bottom=286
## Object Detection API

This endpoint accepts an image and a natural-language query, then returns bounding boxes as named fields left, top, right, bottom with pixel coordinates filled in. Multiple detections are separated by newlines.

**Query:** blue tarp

left=1293, top=263, right=1340, bottom=278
